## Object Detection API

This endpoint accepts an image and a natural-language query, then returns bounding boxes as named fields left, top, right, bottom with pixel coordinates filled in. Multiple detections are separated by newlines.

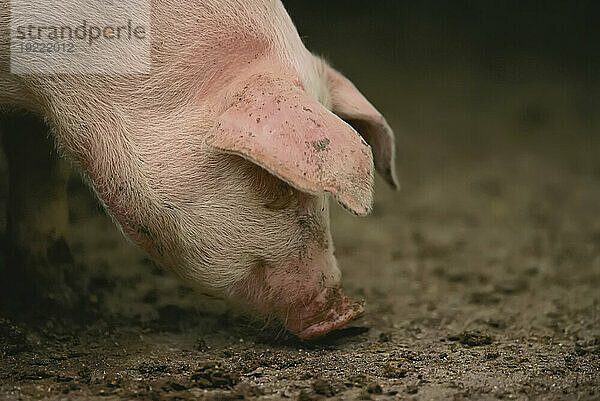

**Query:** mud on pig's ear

left=209, top=73, right=375, bottom=216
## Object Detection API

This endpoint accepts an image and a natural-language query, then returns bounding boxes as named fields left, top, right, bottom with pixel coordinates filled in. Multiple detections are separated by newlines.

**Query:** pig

left=0, top=0, right=397, bottom=338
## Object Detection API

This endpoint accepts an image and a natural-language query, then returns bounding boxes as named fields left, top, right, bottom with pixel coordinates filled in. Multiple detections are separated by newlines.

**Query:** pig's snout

left=230, top=245, right=363, bottom=339
left=285, top=286, right=364, bottom=340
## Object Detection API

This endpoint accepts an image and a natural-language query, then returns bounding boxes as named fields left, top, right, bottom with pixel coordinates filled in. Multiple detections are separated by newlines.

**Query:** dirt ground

left=1, top=14, right=600, bottom=401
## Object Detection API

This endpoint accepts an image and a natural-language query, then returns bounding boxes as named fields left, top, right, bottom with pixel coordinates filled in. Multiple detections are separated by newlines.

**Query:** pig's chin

left=283, top=287, right=364, bottom=340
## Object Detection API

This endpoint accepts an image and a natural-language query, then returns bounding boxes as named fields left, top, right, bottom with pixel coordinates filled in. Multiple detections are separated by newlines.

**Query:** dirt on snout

left=1, top=34, right=600, bottom=401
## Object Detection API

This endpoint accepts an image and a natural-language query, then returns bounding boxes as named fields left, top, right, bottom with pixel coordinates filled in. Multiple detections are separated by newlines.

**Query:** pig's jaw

left=230, top=245, right=364, bottom=339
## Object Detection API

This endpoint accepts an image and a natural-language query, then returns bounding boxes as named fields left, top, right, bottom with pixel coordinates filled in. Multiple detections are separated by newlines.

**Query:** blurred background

left=284, top=0, right=599, bottom=163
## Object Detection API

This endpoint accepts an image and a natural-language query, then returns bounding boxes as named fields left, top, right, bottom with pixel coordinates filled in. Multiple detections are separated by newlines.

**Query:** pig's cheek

left=228, top=254, right=325, bottom=318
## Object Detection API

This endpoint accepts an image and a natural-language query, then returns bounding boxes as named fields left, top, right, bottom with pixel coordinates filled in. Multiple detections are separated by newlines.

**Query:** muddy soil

left=1, top=13, right=599, bottom=401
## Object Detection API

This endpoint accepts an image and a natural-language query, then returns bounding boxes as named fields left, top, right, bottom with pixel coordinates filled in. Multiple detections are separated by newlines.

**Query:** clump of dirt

left=383, top=359, right=409, bottom=378
left=312, top=378, right=336, bottom=397
left=449, top=331, right=494, bottom=346
left=191, top=362, right=239, bottom=389
left=365, top=382, right=382, bottom=394
left=0, top=318, right=29, bottom=357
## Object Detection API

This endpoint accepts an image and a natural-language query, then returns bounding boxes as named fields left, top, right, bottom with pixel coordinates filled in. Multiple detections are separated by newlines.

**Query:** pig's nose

left=285, top=287, right=364, bottom=339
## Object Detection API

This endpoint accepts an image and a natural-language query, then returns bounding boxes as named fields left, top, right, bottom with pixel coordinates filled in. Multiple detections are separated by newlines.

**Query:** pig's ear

left=326, top=66, right=399, bottom=189
left=209, top=74, right=374, bottom=215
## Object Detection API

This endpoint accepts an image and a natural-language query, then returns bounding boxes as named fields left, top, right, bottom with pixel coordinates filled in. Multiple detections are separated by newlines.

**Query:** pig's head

left=106, top=58, right=397, bottom=339
left=108, top=2, right=398, bottom=339
left=171, top=61, right=398, bottom=339
left=116, top=60, right=397, bottom=339
left=1, top=1, right=397, bottom=338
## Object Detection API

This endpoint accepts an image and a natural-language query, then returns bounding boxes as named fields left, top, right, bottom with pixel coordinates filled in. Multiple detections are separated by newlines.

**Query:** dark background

left=285, top=0, right=599, bottom=74
left=284, top=0, right=599, bottom=144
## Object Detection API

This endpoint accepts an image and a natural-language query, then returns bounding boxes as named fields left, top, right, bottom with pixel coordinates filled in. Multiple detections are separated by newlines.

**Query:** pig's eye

left=264, top=184, right=295, bottom=210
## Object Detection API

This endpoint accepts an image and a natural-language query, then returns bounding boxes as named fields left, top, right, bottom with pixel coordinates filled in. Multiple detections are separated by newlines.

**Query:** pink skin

left=231, top=242, right=364, bottom=339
